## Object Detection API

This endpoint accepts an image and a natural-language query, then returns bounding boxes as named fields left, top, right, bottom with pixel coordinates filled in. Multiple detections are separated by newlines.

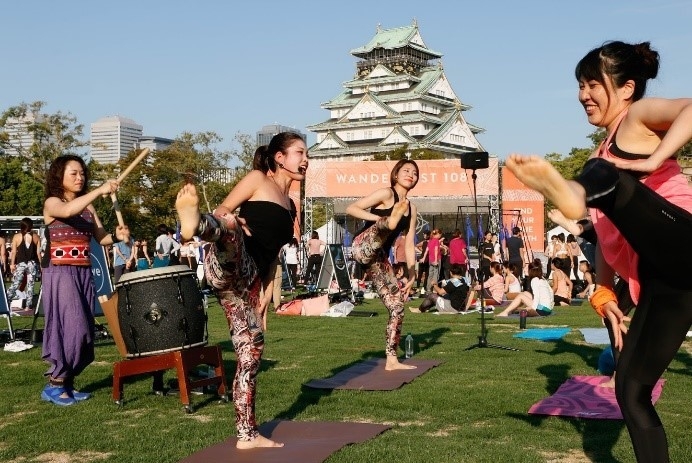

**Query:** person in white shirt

left=496, top=259, right=554, bottom=317
left=282, top=237, right=299, bottom=288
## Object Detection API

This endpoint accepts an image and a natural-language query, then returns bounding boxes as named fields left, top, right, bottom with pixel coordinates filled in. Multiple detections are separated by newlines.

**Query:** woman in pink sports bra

left=507, top=41, right=691, bottom=463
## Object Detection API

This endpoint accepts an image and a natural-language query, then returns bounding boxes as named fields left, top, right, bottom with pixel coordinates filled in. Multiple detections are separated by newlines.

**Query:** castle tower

left=307, top=21, right=485, bottom=160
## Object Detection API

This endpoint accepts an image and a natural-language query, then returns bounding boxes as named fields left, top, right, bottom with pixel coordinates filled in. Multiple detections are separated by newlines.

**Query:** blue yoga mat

left=579, top=328, right=611, bottom=345
left=514, top=327, right=571, bottom=341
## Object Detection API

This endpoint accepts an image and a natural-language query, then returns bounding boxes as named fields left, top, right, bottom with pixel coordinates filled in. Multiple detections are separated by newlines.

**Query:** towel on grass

left=529, top=375, right=665, bottom=420
left=513, top=327, right=571, bottom=341
left=579, top=328, right=611, bottom=345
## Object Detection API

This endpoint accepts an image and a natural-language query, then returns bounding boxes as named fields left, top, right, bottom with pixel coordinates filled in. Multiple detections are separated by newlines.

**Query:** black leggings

left=578, top=159, right=692, bottom=462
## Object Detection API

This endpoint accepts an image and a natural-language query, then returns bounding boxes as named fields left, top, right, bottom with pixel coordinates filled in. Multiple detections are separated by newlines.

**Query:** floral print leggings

left=197, top=211, right=263, bottom=442
left=351, top=217, right=405, bottom=357
left=7, top=261, right=38, bottom=309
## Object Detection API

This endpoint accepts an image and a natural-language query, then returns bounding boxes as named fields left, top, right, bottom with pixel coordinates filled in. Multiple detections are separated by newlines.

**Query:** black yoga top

left=16, top=233, right=39, bottom=264
left=239, top=200, right=296, bottom=280
left=355, top=188, right=412, bottom=254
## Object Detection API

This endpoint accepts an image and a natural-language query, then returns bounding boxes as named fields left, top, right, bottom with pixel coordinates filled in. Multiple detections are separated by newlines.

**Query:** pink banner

left=305, top=159, right=499, bottom=198
left=501, top=167, right=545, bottom=251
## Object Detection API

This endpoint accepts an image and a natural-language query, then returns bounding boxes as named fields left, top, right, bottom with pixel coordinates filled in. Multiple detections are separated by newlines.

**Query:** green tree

left=0, top=101, right=87, bottom=181
left=0, top=156, right=44, bottom=215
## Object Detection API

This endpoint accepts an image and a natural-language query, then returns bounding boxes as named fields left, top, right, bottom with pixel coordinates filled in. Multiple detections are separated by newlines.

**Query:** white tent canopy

left=305, top=218, right=347, bottom=245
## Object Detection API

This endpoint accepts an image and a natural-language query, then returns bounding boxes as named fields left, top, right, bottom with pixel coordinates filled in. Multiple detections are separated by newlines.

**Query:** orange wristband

left=589, top=286, right=617, bottom=318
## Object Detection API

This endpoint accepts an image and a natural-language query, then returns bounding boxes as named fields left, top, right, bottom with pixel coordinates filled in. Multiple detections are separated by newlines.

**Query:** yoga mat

left=305, top=358, right=442, bottom=390
left=178, top=420, right=391, bottom=463
left=528, top=375, right=665, bottom=420
left=579, top=327, right=611, bottom=345
left=513, top=327, right=571, bottom=341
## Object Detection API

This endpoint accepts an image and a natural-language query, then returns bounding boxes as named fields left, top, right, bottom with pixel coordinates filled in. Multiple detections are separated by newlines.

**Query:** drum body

left=116, top=265, right=207, bottom=357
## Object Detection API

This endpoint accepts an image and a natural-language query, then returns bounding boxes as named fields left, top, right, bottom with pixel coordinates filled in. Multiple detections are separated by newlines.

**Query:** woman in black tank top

left=347, top=159, right=420, bottom=371
left=7, top=217, right=40, bottom=310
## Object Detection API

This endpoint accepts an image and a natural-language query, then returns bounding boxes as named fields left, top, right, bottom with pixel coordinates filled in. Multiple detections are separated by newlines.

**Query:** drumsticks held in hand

left=108, top=148, right=151, bottom=228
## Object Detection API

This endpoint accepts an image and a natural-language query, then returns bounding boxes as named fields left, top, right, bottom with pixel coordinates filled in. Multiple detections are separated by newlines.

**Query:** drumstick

left=111, top=192, right=125, bottom=228
left=116, top=147, right=150, bottom=184
left=101, top=147, right=151, bottom=199
left=105, top=147, right=151, bottom=228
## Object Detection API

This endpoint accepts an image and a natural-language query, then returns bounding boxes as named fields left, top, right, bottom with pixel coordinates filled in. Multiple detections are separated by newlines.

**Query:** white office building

left=1, top=114, right=44, bottom=156
left=90, top=115, right=143, bottom=164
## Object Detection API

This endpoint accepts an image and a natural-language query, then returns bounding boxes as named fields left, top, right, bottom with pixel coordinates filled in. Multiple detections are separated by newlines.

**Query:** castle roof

left=350, top=24, right=442, bottom=59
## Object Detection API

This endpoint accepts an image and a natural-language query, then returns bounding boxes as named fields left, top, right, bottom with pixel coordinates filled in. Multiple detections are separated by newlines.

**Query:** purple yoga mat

left=305, top=358, right=442, bottom=390
left=528, top=375, right=665, bottom=420
left=178, top=420, right=391, bottom=463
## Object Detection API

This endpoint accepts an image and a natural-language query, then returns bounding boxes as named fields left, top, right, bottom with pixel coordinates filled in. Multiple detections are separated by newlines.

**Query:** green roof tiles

left=350, top=24, right=442, bottom=58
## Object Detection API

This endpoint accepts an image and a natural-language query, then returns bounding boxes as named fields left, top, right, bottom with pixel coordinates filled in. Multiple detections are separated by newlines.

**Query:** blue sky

left=2, top=1, right=690, bottom=159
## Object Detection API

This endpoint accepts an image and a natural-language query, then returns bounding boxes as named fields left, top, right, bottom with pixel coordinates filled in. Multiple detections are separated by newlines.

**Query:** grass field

left=1, top=295, right=690, bottom=463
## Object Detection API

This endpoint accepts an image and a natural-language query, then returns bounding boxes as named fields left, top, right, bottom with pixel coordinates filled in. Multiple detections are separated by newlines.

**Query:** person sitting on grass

left=464, top=261, right=505, bottom=312
left=576, top=260, right=596, bottom=299
left=418, top=264, right=469, bottom=313
left=496, top=259, right=554, bottom=317
left=551, top=258, right=573, bottom=306
left=503, top=261, right=522, bottom=300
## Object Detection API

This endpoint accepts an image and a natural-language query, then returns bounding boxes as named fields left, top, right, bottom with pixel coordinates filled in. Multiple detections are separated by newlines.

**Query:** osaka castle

left=307, top=21, right=486, bottom=160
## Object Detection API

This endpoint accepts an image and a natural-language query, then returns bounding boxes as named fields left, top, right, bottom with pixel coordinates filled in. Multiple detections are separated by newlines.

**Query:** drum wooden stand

left=112, top=345, right=229, bottom=413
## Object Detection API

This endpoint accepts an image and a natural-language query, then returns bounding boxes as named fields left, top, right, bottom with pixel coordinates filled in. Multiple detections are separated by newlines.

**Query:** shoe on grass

left=41, top=385, right=76, bottom=406
left=69, top=389, right=91, bottom=401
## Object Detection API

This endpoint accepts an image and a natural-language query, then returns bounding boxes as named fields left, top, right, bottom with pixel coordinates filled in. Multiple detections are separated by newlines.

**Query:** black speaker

left=460, top=151, right=489, bottom=170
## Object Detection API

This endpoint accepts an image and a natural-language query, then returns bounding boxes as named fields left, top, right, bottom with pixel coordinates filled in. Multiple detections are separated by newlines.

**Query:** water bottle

left=405, top=333, right=414, bottom=359
left=475, top=297, right=482, bottom=310
left=519, top=309, right=528, bottom=329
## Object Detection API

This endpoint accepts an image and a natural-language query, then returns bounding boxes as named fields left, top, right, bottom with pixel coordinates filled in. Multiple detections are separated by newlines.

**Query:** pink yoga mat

left=528, top=375, right=665, bottom=420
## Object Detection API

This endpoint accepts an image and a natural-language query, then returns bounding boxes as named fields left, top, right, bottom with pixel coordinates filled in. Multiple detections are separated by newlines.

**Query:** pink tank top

left=590, top=110, right=692, bottom=303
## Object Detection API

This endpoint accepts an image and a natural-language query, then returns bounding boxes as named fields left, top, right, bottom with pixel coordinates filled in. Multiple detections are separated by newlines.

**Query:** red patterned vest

left=47, top=209, right=94, bottom=266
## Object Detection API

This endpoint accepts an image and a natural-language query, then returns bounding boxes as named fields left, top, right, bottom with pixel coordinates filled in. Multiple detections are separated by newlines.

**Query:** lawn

left=1, top=296, right=690, bottom=463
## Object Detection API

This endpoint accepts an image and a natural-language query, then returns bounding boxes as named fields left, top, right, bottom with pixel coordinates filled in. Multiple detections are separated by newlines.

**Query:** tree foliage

left=0, top=156, right=44, bottom=216
left=89, top=131, right=242, bottom=240
left=0, top=101, right=87, bottom=181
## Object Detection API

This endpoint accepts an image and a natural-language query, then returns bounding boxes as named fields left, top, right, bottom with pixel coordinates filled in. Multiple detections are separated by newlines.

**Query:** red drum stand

left=112, top=345, right=229, bottom=413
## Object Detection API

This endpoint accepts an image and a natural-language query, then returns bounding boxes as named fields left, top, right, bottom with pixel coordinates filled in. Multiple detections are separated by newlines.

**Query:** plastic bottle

left=475, top=297, right=482, bottom=310
left=405, top=333, right=414, bottom=359
left=519, top=309, right=528, bottom=329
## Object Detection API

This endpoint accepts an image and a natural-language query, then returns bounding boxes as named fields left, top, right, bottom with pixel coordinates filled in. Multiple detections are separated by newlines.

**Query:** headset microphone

left=278, top=163, right=306, bottom=175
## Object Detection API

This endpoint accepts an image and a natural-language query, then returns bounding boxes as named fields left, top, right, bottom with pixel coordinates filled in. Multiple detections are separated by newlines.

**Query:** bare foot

left=385, top=356, right=417, bottom=371
left=387, top=200, right=409, bottom=230
left=236, top=434, right=284, bottom=449
left=176, top=183, right=201, bottom=241
left=506, top=154, right=587, bottom=219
